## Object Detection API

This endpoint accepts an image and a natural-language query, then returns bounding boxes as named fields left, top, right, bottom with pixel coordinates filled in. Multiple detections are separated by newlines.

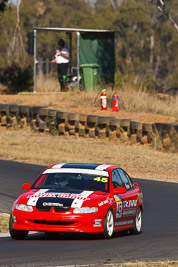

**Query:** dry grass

left=35, top=75, right=178, bottom=119
left=1, top=75, right=178, bottom=120
left=0, top=214, right=9, bottom=232
left=37, top=75, right=60, bottom=93
left=118, top=87, right=178, bottom=119
left=114, top=262, right=178, bottom=267
left=0, top=96, right=177, bottom=125
left=0, top=128, right=177, bottom=182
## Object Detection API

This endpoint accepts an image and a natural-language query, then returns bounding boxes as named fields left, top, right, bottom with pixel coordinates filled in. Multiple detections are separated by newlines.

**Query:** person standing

left=52, top=39, right=69, bottom=91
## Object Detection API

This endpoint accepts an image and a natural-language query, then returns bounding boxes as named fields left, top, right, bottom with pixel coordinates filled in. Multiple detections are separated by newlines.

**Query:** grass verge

left=0, top=80, right=177, bottom=122
left=0, top=128, right=178, bottom=182
left=114, top=262, right=178, bottom=267
left=34, top=75, right=178, bottom=118
left=0, top=214, right=9, bottom=232
left=38, top=77, right=178, bottom=118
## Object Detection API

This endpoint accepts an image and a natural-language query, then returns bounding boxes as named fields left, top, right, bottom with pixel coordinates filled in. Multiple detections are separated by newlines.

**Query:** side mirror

left=134, top=182, right=138, bottom=187
left=22, top=183, right=31, bottom=190
left=113, top=186, right=127, bottom=194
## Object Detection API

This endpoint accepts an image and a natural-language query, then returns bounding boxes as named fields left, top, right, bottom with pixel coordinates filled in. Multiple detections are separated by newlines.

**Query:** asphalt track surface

left=0, top=159, right=178, bottom=267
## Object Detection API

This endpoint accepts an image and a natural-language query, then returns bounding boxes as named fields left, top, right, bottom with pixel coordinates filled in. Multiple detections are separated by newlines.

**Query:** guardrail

left=0, top=103, right=177, bottom=151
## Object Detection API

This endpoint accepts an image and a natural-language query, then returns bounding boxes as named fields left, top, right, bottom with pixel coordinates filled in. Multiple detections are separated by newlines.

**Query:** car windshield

left=32, top=172, right=109, bottom=193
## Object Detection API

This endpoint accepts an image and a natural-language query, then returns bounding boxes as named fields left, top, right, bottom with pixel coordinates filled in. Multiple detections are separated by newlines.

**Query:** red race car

left=9, top=163, right=143, bottom=239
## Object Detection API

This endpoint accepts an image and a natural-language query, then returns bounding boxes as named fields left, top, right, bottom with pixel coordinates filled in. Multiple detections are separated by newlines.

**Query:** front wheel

left=132, top=207, right=142, bottom=234
left=103, top=209, right=114, bottom=239
left=9, top=214, right=28, bottom=240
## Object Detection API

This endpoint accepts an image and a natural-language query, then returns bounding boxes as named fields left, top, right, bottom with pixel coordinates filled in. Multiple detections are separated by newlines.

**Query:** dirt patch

left=0, top=128, right=178, bottom=182
left=0, top=93, right=176, bottom=123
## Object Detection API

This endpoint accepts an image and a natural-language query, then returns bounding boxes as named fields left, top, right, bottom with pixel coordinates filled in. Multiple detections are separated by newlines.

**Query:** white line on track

left=0, top=232, right=10, bottom=237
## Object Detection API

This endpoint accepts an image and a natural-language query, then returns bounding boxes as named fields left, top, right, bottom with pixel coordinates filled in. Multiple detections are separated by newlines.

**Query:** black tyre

left=39, top=108, right=49, bottom=117
left=170, top=123, right=178, bottom=133
left=109, top=117, right=120, bottom=127
left=120, top=119, right=130, bottom=128
left=79, top=114, right=87, bottom=122
left=103, top=209, right=114, bottom=239
left=57, top=111, right=68, bottom=120
left=1, top=104, right=9, bottom=113
left=19, top=105, right=31, bottom=115
left=156, top=123, right=173, bottom=134
left=31, top=106, right=45, bottom=117
left=120, top=119, right=131, bottom=134
left=9, top=104, right=19, bottom=113
left=132, top=207, right=142, bottom=234
left=142, top=123, right=153, bottom=133
left=87, top=115, right=98, bottom=124
left=9, top=214, right=28, bottom=240
left=79, top=128, right=86, bottom=136
left=49, top=109, right=58, bottom=117
left=68, top=113, right=79, bottom=121
left=89, top=129, right=96, bottom=138
left=98, top=116, right=110, bottom=125
left=130, top=121, right=142, bottom=134
left=39, top=121, right=47, bottom=131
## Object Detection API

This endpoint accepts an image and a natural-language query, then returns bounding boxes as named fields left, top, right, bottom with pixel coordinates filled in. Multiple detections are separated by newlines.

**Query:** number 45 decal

left=93, top=177, right=108, bottom=183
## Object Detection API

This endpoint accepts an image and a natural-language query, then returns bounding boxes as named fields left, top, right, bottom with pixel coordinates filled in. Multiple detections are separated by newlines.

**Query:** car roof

left=43, top=163, right=115, bottom=177
left=49, top=163, right=114, bottom=171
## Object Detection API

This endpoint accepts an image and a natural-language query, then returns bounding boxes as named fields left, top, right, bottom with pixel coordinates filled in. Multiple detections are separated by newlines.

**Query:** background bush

left=0, top=64, right=33, bottom=93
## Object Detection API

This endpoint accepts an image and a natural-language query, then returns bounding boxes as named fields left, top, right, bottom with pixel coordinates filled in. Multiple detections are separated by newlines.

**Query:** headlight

left=73, top=207, right=98, bottom=214
left=15, top=204, right=33, bottom=212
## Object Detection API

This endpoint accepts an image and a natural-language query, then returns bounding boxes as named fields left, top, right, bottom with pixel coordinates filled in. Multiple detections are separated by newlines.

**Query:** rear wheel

left=9, top=214, right=28, bottom=240
left=103, top=209, right=114, bottom=239
left=132, top=207, right=142, bottom=234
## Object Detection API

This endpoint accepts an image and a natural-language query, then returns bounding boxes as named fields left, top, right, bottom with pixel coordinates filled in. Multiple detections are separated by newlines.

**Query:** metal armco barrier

left=0, top=104, right=177, bottom=151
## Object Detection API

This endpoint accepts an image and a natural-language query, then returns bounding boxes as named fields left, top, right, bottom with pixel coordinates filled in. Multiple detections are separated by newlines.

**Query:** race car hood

left=17, top=189, right=108, bottom=210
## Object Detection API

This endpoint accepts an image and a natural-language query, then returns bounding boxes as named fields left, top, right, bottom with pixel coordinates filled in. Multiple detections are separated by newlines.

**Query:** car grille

left=54, top=207, right=71, bottom=213
left=36, top=206, right=51, bottom=212
left=36, top=206, right=71, bottom=213
left=34, top=220, right=74, bottom=225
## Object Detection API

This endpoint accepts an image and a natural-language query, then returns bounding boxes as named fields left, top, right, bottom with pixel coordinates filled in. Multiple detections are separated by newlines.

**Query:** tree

left=0, top=0, right=177, bottom=91
left=94, top=0, right=178, bottom=88
left=0, top=0, right=8, bottom=13
left=148, top=0, right=178, bottom=31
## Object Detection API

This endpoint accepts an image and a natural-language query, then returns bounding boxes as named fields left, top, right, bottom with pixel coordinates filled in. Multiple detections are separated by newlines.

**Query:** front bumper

left=12, top=207, right=105, bottom=234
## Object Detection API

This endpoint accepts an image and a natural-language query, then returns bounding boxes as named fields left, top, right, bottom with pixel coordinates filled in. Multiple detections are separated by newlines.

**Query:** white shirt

left=55, top=47, right=69, bottom=64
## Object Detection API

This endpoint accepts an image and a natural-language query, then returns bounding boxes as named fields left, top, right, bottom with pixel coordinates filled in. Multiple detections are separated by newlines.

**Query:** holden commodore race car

left=9, top=163, right=143, bottom=239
